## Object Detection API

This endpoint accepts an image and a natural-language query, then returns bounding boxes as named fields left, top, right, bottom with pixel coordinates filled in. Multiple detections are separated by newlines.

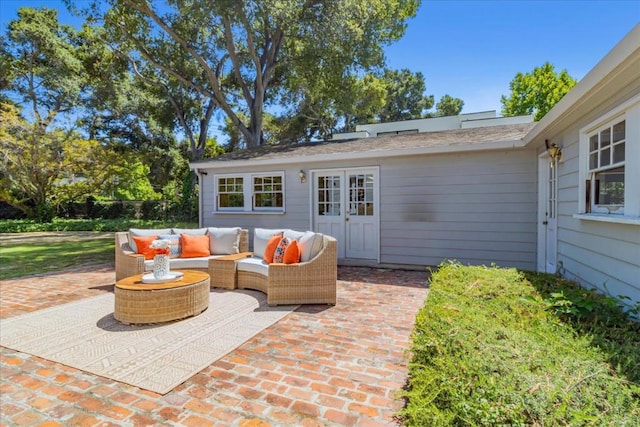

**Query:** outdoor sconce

left=299, top=170, right=307, bottom=183
left=545, top=139, right=562, bottom=167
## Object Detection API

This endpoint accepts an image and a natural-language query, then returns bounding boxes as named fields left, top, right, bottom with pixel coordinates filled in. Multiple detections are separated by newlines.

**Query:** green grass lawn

left=0, top=236, right=115, bottom=279
left=400, top=262, right=640, bottom=426
left=0, top=219, right=198, bottom=280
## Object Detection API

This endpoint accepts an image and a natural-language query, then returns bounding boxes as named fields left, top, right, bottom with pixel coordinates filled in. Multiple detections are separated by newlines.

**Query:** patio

left=0, top=264, right=428, bottom=426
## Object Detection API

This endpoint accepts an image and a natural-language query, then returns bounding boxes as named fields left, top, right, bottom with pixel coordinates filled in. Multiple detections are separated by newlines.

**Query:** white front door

left=313, top=168, right=379, bottom=260
left=538, top=154, right=558, bottom=273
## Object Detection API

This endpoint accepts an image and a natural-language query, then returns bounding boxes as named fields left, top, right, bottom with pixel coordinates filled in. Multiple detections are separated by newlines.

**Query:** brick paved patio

left=1, top=265, right=428, bottom=426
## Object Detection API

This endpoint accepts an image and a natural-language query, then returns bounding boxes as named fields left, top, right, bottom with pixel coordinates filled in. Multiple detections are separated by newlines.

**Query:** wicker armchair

left=115, top=230, right=249, bottom=281
left=237, top=234, right=337, bottom=306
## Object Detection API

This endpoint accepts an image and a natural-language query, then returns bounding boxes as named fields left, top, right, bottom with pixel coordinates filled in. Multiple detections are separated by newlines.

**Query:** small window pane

left=612, top=120, right=625, bottom=142
left=600, top=148, right=611, bottom=167
left=600, top=128, right=611, bottom=147
left=613, top=142, right=625, bottom=164
left=589, top=153, right=598, bottom=169
left=589, top=135, right=599, bottom=152
left=595, top=166, right=625, bottom=205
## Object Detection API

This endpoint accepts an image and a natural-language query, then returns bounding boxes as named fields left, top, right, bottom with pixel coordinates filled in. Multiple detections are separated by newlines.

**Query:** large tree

left=85, top=0, right=419, bottom=150
left=273, top=67, right=447, bottom=141
left=0, top=103, right=154, bottom=219
left=0, top=8, right=162, bottom=219
left=377, top=68, right=434, bottom=122
left=272, top=72, right=388, bottom=143
left=76, top=24, right=186, bottom=194
left=435, top=94, right=464, bottom=117
left=501, top=62, right=577, bottom=121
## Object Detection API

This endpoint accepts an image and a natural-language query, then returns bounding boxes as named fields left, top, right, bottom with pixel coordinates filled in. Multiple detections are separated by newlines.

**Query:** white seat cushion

left=143, top=256, right=220, bottom=271
left=236, top=257, right=269, bottom=276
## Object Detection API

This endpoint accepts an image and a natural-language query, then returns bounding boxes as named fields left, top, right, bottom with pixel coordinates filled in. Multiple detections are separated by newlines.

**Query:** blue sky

left=2, top=0, right=639, bottom=115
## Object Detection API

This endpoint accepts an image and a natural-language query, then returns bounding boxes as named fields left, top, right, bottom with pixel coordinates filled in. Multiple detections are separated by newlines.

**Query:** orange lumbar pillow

left=132, top=235, right=158, bottom=260
left=180, top=233, right=210, bottom=258
left=263, top=235, right=282, bottom=263
left=283, top=239, right=300, bottom=264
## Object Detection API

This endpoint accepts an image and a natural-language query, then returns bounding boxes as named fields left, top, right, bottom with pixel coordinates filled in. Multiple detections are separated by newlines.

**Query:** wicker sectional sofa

left=235, top=229, right=337, bottom=306
left=114, top=228, right=249, bottom=281
left=114, top=227, right=337, bottom=306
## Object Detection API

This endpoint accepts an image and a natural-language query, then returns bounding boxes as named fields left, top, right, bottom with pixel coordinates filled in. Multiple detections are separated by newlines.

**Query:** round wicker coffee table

left=114, top=270, right=210, bottom=325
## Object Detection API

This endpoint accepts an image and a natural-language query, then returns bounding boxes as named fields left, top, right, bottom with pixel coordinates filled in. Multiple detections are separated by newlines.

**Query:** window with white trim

left=588, top=120, right=625, bottom=212
left=214, top=172, right=285, bottom=213
left=217, top=176, right=244, bottom=210
left=253, top=175, right=283, bottom=210
left=578, top=96, right=640, bottom=219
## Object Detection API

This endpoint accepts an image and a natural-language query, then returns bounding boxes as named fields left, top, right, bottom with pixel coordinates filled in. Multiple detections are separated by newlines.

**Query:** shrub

left=0, top=218, right=198, bottom=233
left=400, top=262, right=640, bottom=426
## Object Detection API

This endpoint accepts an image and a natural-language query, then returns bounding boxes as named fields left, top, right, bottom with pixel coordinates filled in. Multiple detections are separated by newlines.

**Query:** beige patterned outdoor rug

left=0, top=289, right=297, bottom=394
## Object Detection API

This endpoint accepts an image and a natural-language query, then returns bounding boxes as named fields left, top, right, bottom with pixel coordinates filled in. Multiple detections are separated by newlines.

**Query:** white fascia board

left=189, top=139, right=527, bottom=171
left=524, top=23, right=640, bottom=146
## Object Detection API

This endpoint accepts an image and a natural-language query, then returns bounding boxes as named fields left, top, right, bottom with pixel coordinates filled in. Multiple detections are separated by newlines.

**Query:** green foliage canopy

left=501, top=62, right=577, bottom=121
left=86, top=0, right=420, bottom=148
left=378, top=69, right=434, bottom=122
left=435, top=94, right=464, bottom=117
left=0, top=8, right=163, bottom=220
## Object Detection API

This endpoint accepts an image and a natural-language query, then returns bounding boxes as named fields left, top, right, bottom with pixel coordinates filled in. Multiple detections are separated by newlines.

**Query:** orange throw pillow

left=283, top=240, right=300, bottom=264
left=180, top=234, right=210, bottom=258
left=132, top=235, right=158, bottom=260
left=263, top=235, right=282, bottom=263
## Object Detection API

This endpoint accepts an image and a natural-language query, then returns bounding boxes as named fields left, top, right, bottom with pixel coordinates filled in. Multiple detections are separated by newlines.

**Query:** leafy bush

left=140, top=200, right=165, bottom=220
left=0, top=218, right=197, bottom=233
left=400, top=261, right=640, bottom=426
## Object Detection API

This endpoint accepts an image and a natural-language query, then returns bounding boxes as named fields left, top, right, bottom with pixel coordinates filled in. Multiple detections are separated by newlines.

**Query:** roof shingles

left=192, top=122, right=536, bottom=165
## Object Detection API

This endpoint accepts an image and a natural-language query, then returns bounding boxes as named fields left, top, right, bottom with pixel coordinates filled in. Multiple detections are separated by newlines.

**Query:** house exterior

left=525, top=24, right=640, bottom=306
left=191, top=24, right=639, bottom=305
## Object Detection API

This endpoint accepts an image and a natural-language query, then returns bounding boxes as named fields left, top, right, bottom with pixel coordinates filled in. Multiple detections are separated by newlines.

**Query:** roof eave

left=190, top=138, right=527, bottom=171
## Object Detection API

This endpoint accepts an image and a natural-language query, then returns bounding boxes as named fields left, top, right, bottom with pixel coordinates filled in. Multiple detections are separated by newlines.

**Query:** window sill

left=213, top=211, right=285, bottom=215
left=573, top=213, right=640, bottom=225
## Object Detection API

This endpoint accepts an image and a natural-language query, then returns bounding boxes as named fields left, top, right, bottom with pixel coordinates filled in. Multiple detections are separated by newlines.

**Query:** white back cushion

left=172, top=227, right=208, bottom=236
left=298, top=231, right=324, bottom=262
left=207, top=227, right=241, bottom=254
left=253, top=228, right=285, bottom=258
left=128, top=228, right=171, bottom=253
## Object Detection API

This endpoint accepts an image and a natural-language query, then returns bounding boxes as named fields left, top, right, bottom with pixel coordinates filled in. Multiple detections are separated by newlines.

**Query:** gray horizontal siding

left=379, top=149, right=537, bottom=270
left=197, top=149, right=539, bottom=270
left=199, top=165, right=311, bottom=251
left=553, top=94, right=640, bottom=305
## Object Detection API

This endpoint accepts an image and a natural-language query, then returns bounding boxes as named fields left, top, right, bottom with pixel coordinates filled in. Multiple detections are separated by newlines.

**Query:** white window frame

left=252, top=173, right=284, bottom=212
left=577, top=95, right=640, bottom=223
left=214, top=171, right=285, bottom=213
left=587, top=119, right=626, bottom=214
left=216, top=176, right=245, bottom=211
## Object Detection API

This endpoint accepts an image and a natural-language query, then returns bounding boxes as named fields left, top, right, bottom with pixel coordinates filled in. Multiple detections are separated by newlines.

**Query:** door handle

left=543, top=221, right=548, bottom=225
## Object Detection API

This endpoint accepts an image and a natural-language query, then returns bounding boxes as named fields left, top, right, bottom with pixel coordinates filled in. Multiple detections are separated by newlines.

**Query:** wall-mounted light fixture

left=545, top=139, right=562, bottom=167
left=299, top=169, right=307, bottom=183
